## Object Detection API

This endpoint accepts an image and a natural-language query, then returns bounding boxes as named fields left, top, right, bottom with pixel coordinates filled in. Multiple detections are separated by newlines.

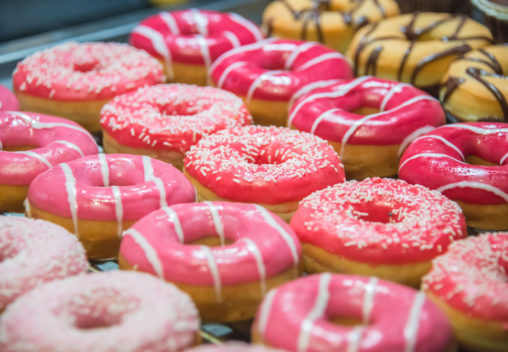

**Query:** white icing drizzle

left=397, top=126, right=436, bottom=157
left=242, top=238, right=267, bottom=296
left=142, top=156, right=167, bottom=208
left=201, top=245, right=222, bottom=303
left=289, top=79, right=342, bottom=110
left=217, top=61, right=247, bottom=88
left=223, top=31, right=241, bottom=48
left=51, top=140, right=85, bottom=157
left=204, top=201, right=225, bottom=245
left=24, top=198, right=31, bottom=217
left=398, top=152, right=463, bottom=171
left=97, top=153, right=110, bottom=187
left=0, top=140, right=2, bottom=150
left=403, top=292, right=426, bottom=352
left=380, top=83, right=410, bottom=111
left=437, top=181, right=508, bottom=202
left=501, top=152, right=508, bottom=165
left=442, top=124, right=508, bottom=135
left=362, top=277, right=378, bottom=324
left=60, top=163, right=79, bottom=236
left=195, top=34, right=212, bottom=69
left=159, top=12, right=180, bottom=34
left=162, top=207, right=185, bottom=243
left=257, top=288, right=277, bottom=335
left=310, top=108, right=341, bottom=135
left=16, top=151, right=52, bottom=168
left=285, top=42, right=317, bottom=70
left=132, top=25, right=174, bottom=80
left=347, top=326, right=364, bottom=352
left=190, top=8, right=208, bottom=36
left=111, top=186, right=123, bottom=238
left=297, top=273, right=332, bottom=352
left=124, top=228, right=164, bottom=277
left=228, top=12, right=264, bottom=41
left=297, top=52, right=345, bottom=71
left=410, top=134, right=465, bottom=159
left=246, top=70, right=285, bottom=103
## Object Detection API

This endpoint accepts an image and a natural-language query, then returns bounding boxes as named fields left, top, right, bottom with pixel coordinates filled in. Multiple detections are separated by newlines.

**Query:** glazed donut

left=346, top=13, right=493, bottom=93
left=183, top=125, right=345, bottom=222
left=208, top=38, right=353, bottom=126
left=12, top=42, right=164, bottom=132
left=119, top=201, right=302, bottom=322
left=26, top=153, right=196, bottom=259
left=440, top=44, right=508, bottom=122
left=423, top=233, right=508, bottom=352
left=0, top=271, right=200, bottom=352
left=262, top=0, right=400, bottom=53
left=0, top=111, right=98, bottom=213
left=101, top=84, right=252, bottom=170
left=288, top=77, right=445, bottom=180
left=399, top=122, right=508, bottom=230
left=130, top=9, right=263, bottom=85
left=186, top=342, right=284, bottom=352
left=252, top=273, right=455, bottom=352
left=290, top=177, right=466, bottom=287
left=0, top=84, right=19, bottom=111
left=0, top=216, right=88, bottom=312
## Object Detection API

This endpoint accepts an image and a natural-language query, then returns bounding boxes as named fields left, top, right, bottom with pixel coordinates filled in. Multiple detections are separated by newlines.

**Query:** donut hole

left=191, top=236, right=234, bottom=247
left=73, top=59, right=101, bottom=73
left=156, top=102, right=204, bottom=117
left=352, top=203, right=399, bottom=224
left=2, top=145, right=37, bottom=151
left=351, top=107, right=380, bottom=115
left=329, top=316, right=364, bottom=327
left=465, top=154, right=498, bottom=166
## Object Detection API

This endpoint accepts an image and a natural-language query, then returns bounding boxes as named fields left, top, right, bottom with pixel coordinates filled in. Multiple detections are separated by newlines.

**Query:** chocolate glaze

left=466, top=67, right=508, bottom=121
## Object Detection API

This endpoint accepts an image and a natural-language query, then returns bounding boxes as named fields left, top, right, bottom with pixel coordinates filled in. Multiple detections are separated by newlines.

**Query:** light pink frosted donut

left=0, top=216, right=88, bottom=311
left=0, top=84, right=19, bottom=111
left=185, top=342, right=284, bottom=352
left=0, top=271, right=200, bottom=352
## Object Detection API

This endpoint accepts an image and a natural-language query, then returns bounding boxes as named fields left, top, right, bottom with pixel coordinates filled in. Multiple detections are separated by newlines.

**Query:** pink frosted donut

left=130, top=9, right=263, bottom=85
left=290, top=178, right=467, bottom=286
left=422, top=233, right=508, bottom=352
left=100, top=84, right=252, bottom=169
left=288, top=77, right=445, bottom=179
left=0, top=271, right=200, bottom=352
left=183, top=125, right=345, bottom=221
left=0, top=216, right=88, bottom=311
left=119, top=201, right=302, bottom=322
left=252, top=273, right=454, bottom=352
left=399, top=122, right=508, bottom=230
left=26, top=153, right=195, bottom=259
left=12, top=42, right=164, bottom=132
left=186, top=342, right=284, bottom=352
left=0, top=111, right=98, bottom=212
left=0, top=84, right=19, bottom=111
left=208, top=38, right=353, bottom=125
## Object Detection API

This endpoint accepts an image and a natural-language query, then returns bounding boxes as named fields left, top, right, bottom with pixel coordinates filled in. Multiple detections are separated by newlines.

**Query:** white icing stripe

left=97, top=153, right=110, bottom=187
left=217, top=61, right=247, bottom=88
left=223, top=31, right=241, bottom=48
left=228, top=12, right=264, bottom=41
left=362, top=277, right=378, bottom=324
left=143, top=156, right=167, bottom=208
left=204, top=201, right=225, bottom=245
left=297, top=52, right=345, bottom=71
left=397, top=126, right=436, bottom=157
left=201, top=245, right=222, bottom=303
left=501, top=152, right=508, bottom=165
left=404, top=292, right=426, bottom=352
left=132, top=25, right=174, bottom=80
left=111, top=186, right=123, bottom=238
left=437, top=181, right=508, bottom=202
left=61, top=163, right=79, bottom=236
left=254, top=205, right=299, bottom=263
left=124, top=228, right=164, bottom=277
left=242, top=238, right=267, bottom=296
left=0, top=140, right=2, bottom=149
left=17, top=151, right=52, bottom=168
left=289, top=79, right=342, bottom=110
left=399, top=152, right=463, bottom=171
left=442, top=124, right=508, bottom=135
left=246, top=70, right=285, bottom=103
left=191, top=8, right=208, bottom=36
left=310, top=108, right=340, bottom=135
left=347, top=326, right=364, bottom=352
left=411, top=134, right=465, bottom=159
left=380, top=83, right=410, bottom=111
left=195, top=34, right=212, bottom=69
left=257, top=288, right=277, bottom=335
left=298, top=273, right=332, bottom=352
left=162, top=207, right=184, bottom=243
left=285, top=42, right=317, bottom=70
left=160, top=12, right=180, bottom=34
left=51, top=140, right=84, bottom=157
left=24, top=198, right=31, bottom=217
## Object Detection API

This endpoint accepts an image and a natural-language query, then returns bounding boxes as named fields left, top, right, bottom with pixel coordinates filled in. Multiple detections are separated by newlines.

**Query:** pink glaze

left=130, top=9, right=263, bottom=80
left=27, top=154, right=195, bottom=236
left=186, top=342, right=284, bottom=351
left=0, top=216, right=88, bottom=310
left=423, top=233, right=508, bottom=322
left=254, top=274, right=453, bottom=352
left=0, top=271, right=199, bottom=352
left=399, top=122, right=508, bottom=205
left=0, top=84, right=19, bottom=111
left=288, top=77, right=445, bottom=153
left=183, top=125, right=345, bottom=204
left=0, top=111, right=98, bottom=186
left=208, top=39, right=353, bottom=102
left=12, top=42, right=164, bottom=101
left=120, top=202, right=301, bottom=297
left=290, top=178, right=466, bottom=265
left=101, top=84, right=252, bottom=153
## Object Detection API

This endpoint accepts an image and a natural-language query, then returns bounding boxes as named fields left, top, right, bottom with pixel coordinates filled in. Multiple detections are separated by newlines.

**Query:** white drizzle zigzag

left=501, top=152, right=508, bottom=165
left=404, top=292, right=426, bottom=352
left=132, top=25, right=174, bottom=80
left=242, top=238, right=267, bottom=296
left=409, top=134, right=464, bottom=159
left=16, top=151, right=52, bottom=168
left=399, top=152, right=463, bottom=171
left=60, top=163, right=79, bottom=236
left=162, top=207, right=185, bottom=243
left=246, top=70, right=285, bottom=103
left=142, top=156, right=167, bottom=208
left=380, top=83, right=411, bottom=111
left=437, top=181, right=508, bottom=202
left=204, top=201, right=225, bottom=245
left=289, top=79, right=343, bottom=109
left=228, top=12, right=264, bottom=41
left=397, top=126, right=437, bottom=157
left=201, top=245, right=222, bottom=303
left=257, top=288, right=277, bottom=335
left=124, top=228, right=164, bottom=278
left=285, top=42, right=318, bottom=70
left=159, top=12, right=180, bottom=34
left=217, top=61, right=247, bottom=88
left=51, top=140, right=85, bottom=157
left=112, top=186, right=123, bottom=238
left=362, top=277, right=378, bottom=324
left=297, top=52, right=345, bottom=71
left=310, top=108, right=341, bottom=135
left=97, top=153, right=110, bottom=187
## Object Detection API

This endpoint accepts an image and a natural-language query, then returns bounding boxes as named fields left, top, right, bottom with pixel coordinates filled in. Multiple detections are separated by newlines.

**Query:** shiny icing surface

left=183, top=125, right=345, bottom=204
left=290, top=178, right=466, bottom=264
left=255, top=273, right=453, bottom=352
left=0, top=111, right=98, bottom=186
left=0, top=271, right=199, bottom=352
left=399, top=122, right=508, bottom=205
left=0, top=84, right=19, bottom=111
left=423, top=233, right=508, bottom=322
left=120, top=202, right=301, bottom=291
left=12, top=42, right=164, bottom=101
left=101, top=84, right=252, bottom=153
left=0, top=216, right=88, bottom=310
left=208, top=38, right=353, bottom=101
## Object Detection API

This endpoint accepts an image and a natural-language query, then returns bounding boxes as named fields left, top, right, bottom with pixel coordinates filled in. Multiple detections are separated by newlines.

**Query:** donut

left=399, top=122, right=508, bottom=230
left=252, top=273, right=455, bottom=352
left=208, top=38, right=353, bottom=126
left=0, top=271, right=200, bottom=352
left=130, top=9, right=263, bottom=85
left=119, top=201, right=302, bottom=322
left=262, top=0, right=400, bottom=53
left=0, top=216, right=88, bottom=312
left=12, top=42, right=164, bottom=132
left=0, top=111, right=98, bottom=213
left=100, top=84, right=252, bottom=170
left=0, top=84, right=19, bottom=111
left=346, top=13, right=493, bottom=93
left=183, top=125, right=345, bottom=222
left=26, top=153, right=196, bottom=259
left=423, top=233, right=508, bottom=352
left=440, top=44, right=508, bottom=122
left=186, top=342, right=284, bottom=352
left=288, top=77, right=445, bottom=180
left=290, top=177, right=466, bottom=287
